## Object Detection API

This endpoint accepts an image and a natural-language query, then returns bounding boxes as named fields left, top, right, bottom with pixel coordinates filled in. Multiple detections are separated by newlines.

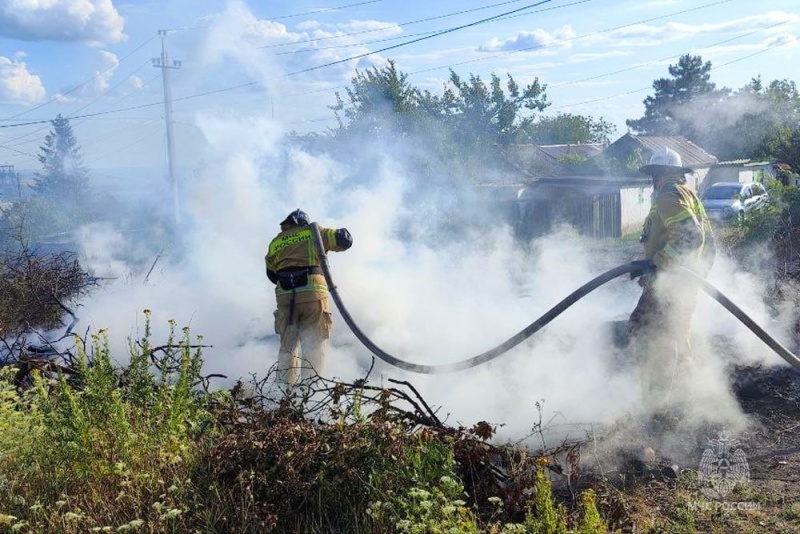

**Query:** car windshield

left=703, top=186, right=741, bottom=200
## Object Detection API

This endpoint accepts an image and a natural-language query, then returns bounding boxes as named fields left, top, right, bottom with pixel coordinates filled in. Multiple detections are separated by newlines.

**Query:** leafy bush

left=0, top=313, right=211, bottom=533
left=0, top=314, right=616, bottom=533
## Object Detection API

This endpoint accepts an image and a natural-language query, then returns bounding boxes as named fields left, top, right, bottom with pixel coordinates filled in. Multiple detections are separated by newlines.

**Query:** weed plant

left=0, top=312, right=614, bottom=533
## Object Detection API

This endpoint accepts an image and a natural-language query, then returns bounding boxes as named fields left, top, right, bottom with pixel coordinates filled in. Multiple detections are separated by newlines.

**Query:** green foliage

left=369, top=476, right=481, bottom=534
left=0, top=196, right=76, bottom=246
left=626, top=53, right=800, bottom=167
left=526, top=113, right=616, bottom=145
left=331, top=60, right=551, bottom=174
left=0, top=313, right=211, bottom=532
left=576, top=490, right=608, bottom=534
left=0, top=311, right=618, bottom=533
left=0, top=115, right=99, bottom=250
left=32, top=114, right=89, bottom=202
left=525, top=461, right=568, bottom=534
left=444, top=69, right=549, bottom=148
left=720, top=180, right=800, bottom=250
left=627, top=54, right=722, bottom=137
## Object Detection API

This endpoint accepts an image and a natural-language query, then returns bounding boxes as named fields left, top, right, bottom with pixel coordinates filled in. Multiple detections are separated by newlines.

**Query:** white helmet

left=639, top=146, right=693, bottom=175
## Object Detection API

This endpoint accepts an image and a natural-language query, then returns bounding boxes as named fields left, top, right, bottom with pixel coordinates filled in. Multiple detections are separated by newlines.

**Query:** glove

left=335, top=228, right=353, bottom=249
left=629, top=259, right=656, bottom=280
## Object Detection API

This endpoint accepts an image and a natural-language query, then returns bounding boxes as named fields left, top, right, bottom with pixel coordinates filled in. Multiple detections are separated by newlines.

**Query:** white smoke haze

left=73, top=0, right=799, bottom=459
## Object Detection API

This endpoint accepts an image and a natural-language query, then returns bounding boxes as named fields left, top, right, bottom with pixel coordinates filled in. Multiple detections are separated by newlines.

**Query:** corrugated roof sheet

left=536, top=143, right=605, bottom=160
left=623, top=134, right=717, bottom=168
left=507, top=144, right=566, bottom=176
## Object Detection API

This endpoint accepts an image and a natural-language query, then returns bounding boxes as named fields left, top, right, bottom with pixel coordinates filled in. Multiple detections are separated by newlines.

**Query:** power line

left=3, top=34, right=158, bottom=121
left=259, top=0, right=545, bottom=49
left=267, top=0, right=384, bottom=21
left=271, top=30, right=440, bottom=55
left=549, top=33, right=797, bottom=112
left=548, top=19, right=792, bottom=90
left=159, top=0, right=386, bottom=33
left=0, top=0, right=779, bottom=132
left=0, top=0, right=593, bottom=131
left=268, top=0, right=591, bottom=56
left=286, top=0, right=557, bottom=76
left=0, top=67, right=160, bottom=154
left=408, top=0, right=735, bottom=76
left=276, top=23, right=795, bottom=126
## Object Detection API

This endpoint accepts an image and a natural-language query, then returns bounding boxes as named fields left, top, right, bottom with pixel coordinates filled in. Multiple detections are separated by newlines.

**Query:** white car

left=701, top=182, right=769, bottom=222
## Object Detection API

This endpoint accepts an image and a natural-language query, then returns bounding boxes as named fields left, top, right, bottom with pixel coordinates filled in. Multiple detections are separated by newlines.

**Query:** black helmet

left=280, top=209, right=310, bottom=227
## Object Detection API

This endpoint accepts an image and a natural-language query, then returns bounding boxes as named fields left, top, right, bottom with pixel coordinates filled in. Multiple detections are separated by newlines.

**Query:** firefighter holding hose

left=629, top=147, right=716, bottom=424
left=266, top=209, right=353, bottom=387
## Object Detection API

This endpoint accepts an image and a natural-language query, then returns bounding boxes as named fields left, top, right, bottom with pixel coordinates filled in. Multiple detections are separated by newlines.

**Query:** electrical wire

left=408, top=0, right=734, bottom=76
left=549, top=33, right=798, bottom=111
left=259, top=0, right=568, bottom=50
left=548, top=20, right=791, bottom=90
left=266, top=0, right=384, bottom=21
left=3, top=34, right=158, bottom=121
left=0, top=0, right=786, bottom=135
left=0, top=61, right=157, bottom=156
left=285, top=0, right=556, bottom=76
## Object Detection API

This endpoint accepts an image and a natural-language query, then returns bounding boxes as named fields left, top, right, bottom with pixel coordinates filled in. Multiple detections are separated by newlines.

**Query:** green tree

left=32, top=114, right=89, bottom=201
left=525, top=113, right=616, bottom=145
left=751, top=79, right=800, bottom=170
left=443, top=70, right=549, bottom=147
left=332, top=61, right=549, bottom=151
left=627, top=54, right=725, bottom=137
left=331, top=60, right=424, bottom=139
left=1, top=115, right=93, bottom=247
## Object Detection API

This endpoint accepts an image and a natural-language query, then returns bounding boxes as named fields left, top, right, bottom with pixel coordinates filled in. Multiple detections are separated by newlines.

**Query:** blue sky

left=0, top=0, right=798, bottom=173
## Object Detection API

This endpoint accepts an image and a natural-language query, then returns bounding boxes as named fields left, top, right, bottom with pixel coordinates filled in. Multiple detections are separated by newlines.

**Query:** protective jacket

left=640, top=177, right=715, bottom=274
left=266, top=224, right=352, bottom=305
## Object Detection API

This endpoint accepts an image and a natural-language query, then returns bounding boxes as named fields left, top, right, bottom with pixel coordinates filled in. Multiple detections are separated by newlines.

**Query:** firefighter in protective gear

left=629, top=147, right=715, bottom=416
left=266, top=209, right=353, bottom=387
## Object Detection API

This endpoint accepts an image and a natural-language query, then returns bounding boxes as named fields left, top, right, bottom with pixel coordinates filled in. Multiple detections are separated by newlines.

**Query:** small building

left=702, top=160, right=783, bottom=192
left=516, top=175, right=652, bottom=239
left=499, top=136, right=722, bottom=239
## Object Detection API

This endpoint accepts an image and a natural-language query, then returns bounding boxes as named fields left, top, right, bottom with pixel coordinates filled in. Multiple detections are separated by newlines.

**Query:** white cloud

left=479, top=25, right=577, bottom=53
left=0, top=0, right=126, bottom=44
left=80, top=50, right=119, bottom=96
left=129, top=74, right=144, bottom=90
left=583, top=10, right=800, bottom=49
left=696, top=33, right=799, bottom=59
left=296, top=20, right=319, bottom=31
left=333, top=19, right=402, bottom=36
left=0, top=55, right=45, bottom=104
left=766, top=33, right=798, bottom=48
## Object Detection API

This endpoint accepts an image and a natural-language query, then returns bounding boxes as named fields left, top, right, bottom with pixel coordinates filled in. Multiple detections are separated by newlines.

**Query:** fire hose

left=310, top=223, right=800, bottom=374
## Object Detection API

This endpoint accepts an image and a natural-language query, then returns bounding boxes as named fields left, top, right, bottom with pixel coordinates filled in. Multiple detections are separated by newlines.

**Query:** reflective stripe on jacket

left=641, top=178, right=715, bottom=273
left=266, top=225, right=347, bottom=304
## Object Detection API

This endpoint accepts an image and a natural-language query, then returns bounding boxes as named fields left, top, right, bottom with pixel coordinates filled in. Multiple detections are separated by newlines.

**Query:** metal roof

left=536, top=143, right=605, bottom=160
left=630, top=134, right=717, bottom=168
left=605, top=133, right=718, bottom=169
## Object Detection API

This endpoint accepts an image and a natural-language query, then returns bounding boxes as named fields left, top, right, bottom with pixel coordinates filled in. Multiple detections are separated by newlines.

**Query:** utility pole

left=152, top=30, right=182, bottom=225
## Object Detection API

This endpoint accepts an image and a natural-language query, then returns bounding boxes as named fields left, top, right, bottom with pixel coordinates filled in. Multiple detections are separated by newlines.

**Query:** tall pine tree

left=33, top=114, right=89, bottom=201
left=627, top=54, right=724, bottom=137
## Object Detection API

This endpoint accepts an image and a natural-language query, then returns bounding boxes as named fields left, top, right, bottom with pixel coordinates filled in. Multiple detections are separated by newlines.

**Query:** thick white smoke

left=76, top=1, right=797, bottom=456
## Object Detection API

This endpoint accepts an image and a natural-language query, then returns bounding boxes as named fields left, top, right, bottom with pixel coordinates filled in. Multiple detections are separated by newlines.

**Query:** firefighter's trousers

left=274, top=298, right=333, bottom=387
left=629, top=271, right=699, bottom=414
